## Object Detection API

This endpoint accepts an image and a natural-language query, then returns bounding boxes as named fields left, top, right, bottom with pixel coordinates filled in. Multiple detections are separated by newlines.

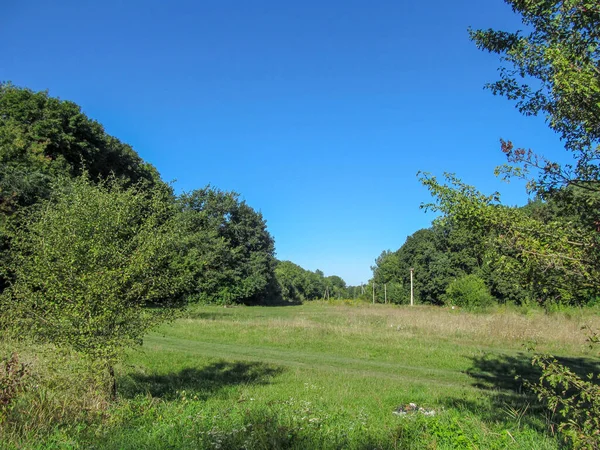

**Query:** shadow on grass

left=443, top=351, right=600, bottom=433
left=467, top=352, right=600, bottom=393
left=185, top=310, right=235, bottom=320
left=258, top=298, right=303, bottom=307
left=119, top=360, right=284, bottom=401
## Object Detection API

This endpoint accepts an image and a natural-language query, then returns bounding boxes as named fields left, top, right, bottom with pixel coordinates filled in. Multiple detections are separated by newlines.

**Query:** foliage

left=444, top=274, right=495, bottom=309
left=371, top=251, right=407, bottom=303
left=174, top=187, right=276, bottom=305
left=525, top=332, right=600, bottom=449
left=275, top=260, right=348, bottom=303
left=0, top=175, right=186, bottom=367
left=371, top=218, right=487, bottom=304
left=0, top=83, right=161, bottom=200
left=0, top=83, right=164, bottom=293
left=420, top=172, right=600, bottom=305
left=466, top=3, right=600, bottom=447
left=470, top=0, right=600, bottom=195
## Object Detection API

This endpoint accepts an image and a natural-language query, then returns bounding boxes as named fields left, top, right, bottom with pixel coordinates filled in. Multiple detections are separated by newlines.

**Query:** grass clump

left=0, top=340, right=110, bottom=448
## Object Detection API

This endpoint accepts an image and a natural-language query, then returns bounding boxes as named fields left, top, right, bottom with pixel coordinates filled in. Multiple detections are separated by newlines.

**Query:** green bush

left=444, top=274, right=494, bottom=309
left=1, top=175, right=188, bottom=397
left=525, top=329, right=600, bottom=449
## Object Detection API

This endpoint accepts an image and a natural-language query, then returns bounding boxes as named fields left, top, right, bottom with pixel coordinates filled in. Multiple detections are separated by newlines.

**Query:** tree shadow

left=443, top=351, right=600, bottom=433
left=119, top=360, right=284, bottom=400
left=467, top=351, right=600, bottom=393
left=185, top=310, right=234, bottom=320
left=258, top=297, right=303, bottom=306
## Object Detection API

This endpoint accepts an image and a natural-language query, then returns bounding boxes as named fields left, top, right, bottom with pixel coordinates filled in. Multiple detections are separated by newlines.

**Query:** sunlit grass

left=3, top=301, right=599, bottom=448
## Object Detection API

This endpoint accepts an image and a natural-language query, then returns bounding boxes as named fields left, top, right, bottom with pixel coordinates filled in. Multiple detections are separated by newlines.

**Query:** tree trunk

left=108, top=363, right=117, bottom=400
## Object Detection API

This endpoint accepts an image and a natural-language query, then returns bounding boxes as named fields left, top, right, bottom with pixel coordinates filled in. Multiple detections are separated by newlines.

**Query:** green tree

left=175, top=187, right=276, bottom=305
left=0, top=175, right=185, bottom=398
left=420, top=172, right=599, bottom=305
left=470, top=0, right=600, bottom=195
left=0, top=83, right=164, bottom=292
left=0, top=83, right=161, bottom=212
left=372, top=221, right=487, bottom=305
left=371, top=251, right=405, bottom=303
left=275, top=261, right=307, bottom=303
left=274, top=262, right=348, bottom=302
left=416, top=4, right=600, bottom=442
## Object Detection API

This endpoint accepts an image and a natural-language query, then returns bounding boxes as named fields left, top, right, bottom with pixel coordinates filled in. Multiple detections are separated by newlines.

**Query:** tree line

left=371, top=191, right=600, bottom=308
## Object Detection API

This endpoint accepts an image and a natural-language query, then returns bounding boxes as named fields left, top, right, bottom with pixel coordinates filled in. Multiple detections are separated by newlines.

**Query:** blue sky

left=1, top=1, right=569, bottom=285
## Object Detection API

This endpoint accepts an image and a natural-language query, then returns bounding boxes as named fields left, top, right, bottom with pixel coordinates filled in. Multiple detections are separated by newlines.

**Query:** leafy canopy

left=470, top=0, right=600, bottom=194
left=174, top=187, right=276, bottom=305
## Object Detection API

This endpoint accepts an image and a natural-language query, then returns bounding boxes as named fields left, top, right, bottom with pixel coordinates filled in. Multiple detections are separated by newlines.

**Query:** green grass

left=3, top=301, right=600, bottom=448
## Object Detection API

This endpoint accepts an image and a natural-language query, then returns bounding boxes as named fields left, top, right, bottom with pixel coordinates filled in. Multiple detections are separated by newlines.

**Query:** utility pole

left=410, top=268, right=414, bottom=306
left=384, top=283, right=387, bottom=304
left=372, top=282, right=375, bottom=304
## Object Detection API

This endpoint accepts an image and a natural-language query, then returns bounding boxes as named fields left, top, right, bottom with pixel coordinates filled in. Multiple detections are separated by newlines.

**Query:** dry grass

left=186, top=302, right=600, bottom=355
left=0, top=340, right=110, bottom=443
left=336, top=304, right=599, bottom=351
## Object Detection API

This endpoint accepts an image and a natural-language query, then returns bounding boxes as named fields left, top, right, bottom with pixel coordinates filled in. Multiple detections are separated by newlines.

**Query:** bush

left=1, top=175, right=188, bottom=397
left=443, top=274, right=494, bottom=309
left=525, top=329, right=600, bottom=449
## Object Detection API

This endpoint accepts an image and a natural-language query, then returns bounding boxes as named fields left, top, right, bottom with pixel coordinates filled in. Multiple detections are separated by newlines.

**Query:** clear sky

left=1, top=1, right=569, bottom=285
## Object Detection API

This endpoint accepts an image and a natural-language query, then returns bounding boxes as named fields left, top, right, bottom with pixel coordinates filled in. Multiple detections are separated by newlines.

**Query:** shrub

left=1, top=175, right=187, bottom=397
left=525, top=329, right=600, bottom=449
left=444, top=274, right=494, bottom=309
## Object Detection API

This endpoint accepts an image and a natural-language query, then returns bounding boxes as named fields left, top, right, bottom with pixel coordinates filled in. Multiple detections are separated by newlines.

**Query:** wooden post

left=372, top=282, right=375, bottom=304
left=384, top=283, right=387, bottom=304
left=410, top=268, right=414, bottom=306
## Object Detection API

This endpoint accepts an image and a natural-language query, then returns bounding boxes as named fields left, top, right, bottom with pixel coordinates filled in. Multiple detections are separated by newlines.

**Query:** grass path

left=144, top=334, right=474, bottom=388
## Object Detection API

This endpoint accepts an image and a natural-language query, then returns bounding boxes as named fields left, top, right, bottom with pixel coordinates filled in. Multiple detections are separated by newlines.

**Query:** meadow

left=3, top=301, right=600, bottom=449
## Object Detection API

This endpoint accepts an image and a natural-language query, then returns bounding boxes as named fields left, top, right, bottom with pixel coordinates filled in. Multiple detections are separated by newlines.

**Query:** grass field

left=3, top=301, right=600, bottom=449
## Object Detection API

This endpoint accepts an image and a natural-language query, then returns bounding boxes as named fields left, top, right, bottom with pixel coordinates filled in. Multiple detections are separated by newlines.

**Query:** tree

left=174, top=187, right=276, bottom=305
left=0, top=83, right=162, bottom=211
left=325, top=275, right=347, bottom=299
left=470, top=1, right=600, bottom=195
left=274, top=261, right=349, bottom=302
left=0, top=83, right=165, bottom=293
left=275, top=260, right=310, bottom=303
left=412, top=2, right=600, bottom=306
left=372, top=220, right=487, bottom=305
left=420, top=172, right=600, bottom=305
left=371, top=251, right=405, bottom=304
left=418, top=4, right=600, bottom=442
left=0, top=175, right=185, bottom=398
